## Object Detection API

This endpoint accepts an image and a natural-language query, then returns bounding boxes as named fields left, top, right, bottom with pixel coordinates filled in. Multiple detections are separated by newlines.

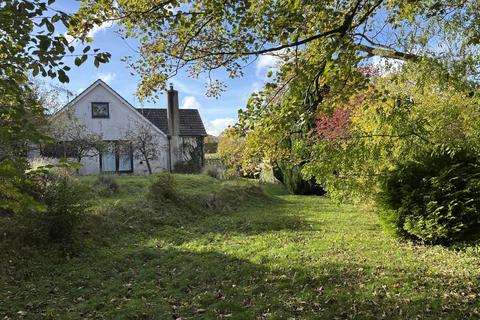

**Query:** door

left=118, top=143, right=133, bottom=172
left=100, top=141, right=133, bottom=173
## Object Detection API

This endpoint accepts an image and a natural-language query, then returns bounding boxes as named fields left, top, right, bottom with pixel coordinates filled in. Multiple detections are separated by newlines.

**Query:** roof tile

left=136, top=108, right=207, bottom=136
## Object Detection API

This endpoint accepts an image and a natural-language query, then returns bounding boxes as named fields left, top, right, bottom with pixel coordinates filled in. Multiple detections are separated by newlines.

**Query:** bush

left=378, top=148, right=480, bottom=244
left=15, top=169, right=88, bottom=242
left=93, top=174, right=119, bottom=197
left=148, top=173, right=178, bottom=204
left=28, top=156, right=58, bottom=170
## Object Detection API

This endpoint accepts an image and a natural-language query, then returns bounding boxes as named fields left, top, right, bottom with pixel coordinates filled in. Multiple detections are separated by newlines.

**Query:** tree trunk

left=145, top=158, right=152, bottom=175
left=76, top=155, right=82, bottom=175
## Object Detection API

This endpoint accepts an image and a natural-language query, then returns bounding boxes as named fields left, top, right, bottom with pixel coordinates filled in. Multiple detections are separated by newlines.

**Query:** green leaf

left=38, top=37, right=50, bottom=50
left=58, top=69, right=69, bottom=83
left=46, top=21, right=54, bottom=33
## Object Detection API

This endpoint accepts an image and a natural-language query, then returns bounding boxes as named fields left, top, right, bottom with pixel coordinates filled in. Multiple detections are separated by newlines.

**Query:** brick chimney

left=167, top=84, right=180, bottom=136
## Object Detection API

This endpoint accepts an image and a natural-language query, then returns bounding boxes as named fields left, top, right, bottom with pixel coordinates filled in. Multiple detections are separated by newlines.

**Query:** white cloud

left=87, top=21, right=114, bottom=38
left=255, top=49, right=287, bottom=77
left=251, top=81, right=263, bottom=93
left=205, top=118, right=236, bottom=136
left=64, top=21, right=114, bottom=44
left=256, top=54, right=280, bottom=77
left=170, top=79, right=202, bottom=96
left=181, top=96, right=201, bottom=109
left=97, top=72, right=117, bottom=83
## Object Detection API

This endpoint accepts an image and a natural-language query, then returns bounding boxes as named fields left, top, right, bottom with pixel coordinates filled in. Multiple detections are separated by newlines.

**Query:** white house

left=40, top=79, right=207, bottom=175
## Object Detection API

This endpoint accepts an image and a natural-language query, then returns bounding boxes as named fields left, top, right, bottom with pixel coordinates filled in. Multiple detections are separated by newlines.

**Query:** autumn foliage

left=315, top=95, right=363, bottom=140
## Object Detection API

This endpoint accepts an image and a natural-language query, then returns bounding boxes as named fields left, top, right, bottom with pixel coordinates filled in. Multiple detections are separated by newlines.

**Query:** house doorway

left=100, top=141, right=133, bottom=173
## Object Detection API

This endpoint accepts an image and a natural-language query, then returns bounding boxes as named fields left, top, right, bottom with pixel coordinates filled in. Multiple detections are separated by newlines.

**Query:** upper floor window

left=91, top=102, right=109, bottom=118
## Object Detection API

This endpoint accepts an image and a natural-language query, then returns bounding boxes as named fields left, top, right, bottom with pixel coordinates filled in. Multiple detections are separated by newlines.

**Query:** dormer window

left=92, top=102, right=109, bottom=118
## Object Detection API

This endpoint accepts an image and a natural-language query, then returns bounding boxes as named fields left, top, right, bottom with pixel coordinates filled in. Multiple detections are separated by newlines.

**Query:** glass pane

left=101, top=145, right=116, bottom=172
left=118, top=146, right=132, bottom=171
left=92, top=102, right=109, bottom=118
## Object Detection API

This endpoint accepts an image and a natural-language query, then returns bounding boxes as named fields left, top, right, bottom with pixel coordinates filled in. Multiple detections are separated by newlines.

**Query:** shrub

left=217, top=128, right=260, bottom=179
left=93, top=174, right=119, bottom=197
left=28, top=156, right=58, bottom=170
left=378, top=148, right=480, bottom=244
left=148, top=173, right=178, bottom=204
left=15, top=169, right=88, bottom=242
left=223, top=168, right=239, bottom=180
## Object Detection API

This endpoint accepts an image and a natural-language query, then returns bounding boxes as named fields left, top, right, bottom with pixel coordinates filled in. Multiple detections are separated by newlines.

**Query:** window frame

left=99, top=141, right=134, bottom=174
left=40, top=141, right=76, bottom=158
left=91, top=102, right=110, bottom=119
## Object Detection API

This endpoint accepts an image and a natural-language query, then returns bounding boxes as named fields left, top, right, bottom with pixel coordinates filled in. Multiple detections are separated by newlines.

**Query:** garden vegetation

left=2, top=0, right=480, bottom=317
left=2, top=175, right=480, bottom=319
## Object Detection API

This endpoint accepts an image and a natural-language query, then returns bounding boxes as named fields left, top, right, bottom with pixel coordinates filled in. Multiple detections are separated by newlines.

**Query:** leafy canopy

left=1, top=0, right=111, bottom=85
left=76, top=0, right=480, bottom=99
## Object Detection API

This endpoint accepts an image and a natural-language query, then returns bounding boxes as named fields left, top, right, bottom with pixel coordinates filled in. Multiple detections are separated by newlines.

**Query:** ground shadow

left=145, top=197, right=318, bottom=246
left=2, top=245, right=479, bottom=319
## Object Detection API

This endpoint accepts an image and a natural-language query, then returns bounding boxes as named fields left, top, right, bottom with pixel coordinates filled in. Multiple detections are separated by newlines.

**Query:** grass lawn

left=1, top=174, right=480, bottom=319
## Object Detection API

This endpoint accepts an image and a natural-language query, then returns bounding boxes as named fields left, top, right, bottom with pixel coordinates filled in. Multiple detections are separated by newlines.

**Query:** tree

left=0, top=0, right=110, bottom=214
left=123, top=119, right=163, bottom=175
left=240, top=59, right=480, bottom=200
left=71, top=1, right=480, bottom=194
left=0, top=81, right=49, bottom=214
left=217, top=128, right=246, bottom=178
left=204, top=135, right=219, bottom=154
left=49, top=110, right=104, bottom=167
left=217, top=128, right=262, bottom=178
left=1, top=0, right=110, bottom=84
left=75, top=0, right=480, bottom=99
left=30, top=79, right=75, bottom=114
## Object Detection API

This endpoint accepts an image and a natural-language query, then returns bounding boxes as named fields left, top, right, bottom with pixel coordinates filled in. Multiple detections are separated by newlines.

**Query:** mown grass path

left=1, top=177, right=480, bottom=319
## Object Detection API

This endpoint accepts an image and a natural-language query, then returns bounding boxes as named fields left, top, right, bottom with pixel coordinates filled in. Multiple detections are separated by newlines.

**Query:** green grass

left=1, top=174, right=480, bottom=319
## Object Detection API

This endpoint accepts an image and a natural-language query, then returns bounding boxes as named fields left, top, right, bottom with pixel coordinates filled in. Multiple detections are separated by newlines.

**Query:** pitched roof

left=136, top=108, right=207, bottom=136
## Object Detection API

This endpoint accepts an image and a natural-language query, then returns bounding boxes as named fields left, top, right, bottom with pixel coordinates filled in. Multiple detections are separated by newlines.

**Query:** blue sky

left=42, top=2, right=279, bottom=136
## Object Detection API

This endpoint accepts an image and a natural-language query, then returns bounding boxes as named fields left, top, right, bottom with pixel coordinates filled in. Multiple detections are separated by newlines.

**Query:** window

left=40, top=142, right=76, bottom=158
left=101, top=144, right=117, bottom=172
left=100, top=141, right=133, bottom=173
left=91, top=102, right=109, bottom=118
left=118, top=143, right=133, bottom=172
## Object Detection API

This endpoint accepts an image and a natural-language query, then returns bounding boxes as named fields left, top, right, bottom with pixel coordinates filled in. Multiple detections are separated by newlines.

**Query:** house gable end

left=52, top=80, right=167, bottom=139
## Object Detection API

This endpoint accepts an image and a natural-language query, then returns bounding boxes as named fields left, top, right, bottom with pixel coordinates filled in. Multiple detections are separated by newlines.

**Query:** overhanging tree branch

left=355, top=43, right=421, bottom=62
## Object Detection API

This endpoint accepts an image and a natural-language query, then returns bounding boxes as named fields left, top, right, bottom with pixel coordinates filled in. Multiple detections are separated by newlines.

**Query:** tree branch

left=355, top=43, right=421, bottom=61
